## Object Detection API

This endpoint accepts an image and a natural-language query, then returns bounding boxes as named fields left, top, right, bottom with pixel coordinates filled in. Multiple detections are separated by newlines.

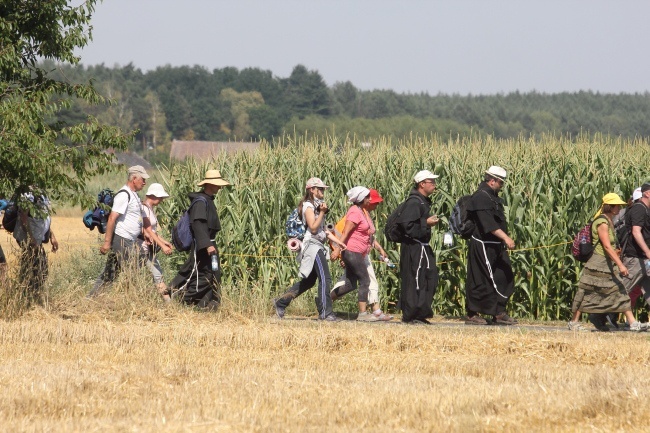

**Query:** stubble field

left=1, top=217, right=649, bottom=432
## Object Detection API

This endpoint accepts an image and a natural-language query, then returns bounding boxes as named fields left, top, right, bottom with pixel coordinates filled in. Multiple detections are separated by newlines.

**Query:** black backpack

left=1, top=202, right=18, bottom=233
left=619, top=202, right=649, bottom=251
left=384, top=197, right=423, bottom=243
left=449, top=195, right=475, bottom=239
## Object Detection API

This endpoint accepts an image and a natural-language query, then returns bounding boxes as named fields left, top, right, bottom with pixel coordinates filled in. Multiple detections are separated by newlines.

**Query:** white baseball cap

left=632, top=187, right=642, bottom=202
left=413, top=170, right=439, bottom=183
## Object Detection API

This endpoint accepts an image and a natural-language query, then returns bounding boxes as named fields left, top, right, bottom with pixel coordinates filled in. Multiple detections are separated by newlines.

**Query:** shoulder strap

left=187, top=195, right=208, bottom=212
left=114, top=189, right=130, bottom=203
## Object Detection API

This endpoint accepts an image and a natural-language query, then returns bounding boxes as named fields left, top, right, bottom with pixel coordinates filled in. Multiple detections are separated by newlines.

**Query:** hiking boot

left=465, top=314, right=488, bottom=325
left=357, top=311, right=379, bottom=322
left=321, top=313, right=342, bottom=322
left=493, top=313, right=517, bottom=325
left=272, top=298, right=285, bottom=319
left=567, top=321, right=589, bottom=332
left=629, top=321, right=649, bottom=332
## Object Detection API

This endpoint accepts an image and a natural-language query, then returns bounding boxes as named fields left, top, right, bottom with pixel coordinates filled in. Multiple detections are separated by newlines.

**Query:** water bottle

left=644, top=259, right=650, bottom=277
left=211, top=254, right=219, bottom=272
left=443, top=230, right=454, bottom=247
left=382, top=256, right=396, bottom=268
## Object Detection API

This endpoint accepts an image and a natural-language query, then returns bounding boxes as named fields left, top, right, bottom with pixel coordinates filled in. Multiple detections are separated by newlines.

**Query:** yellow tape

left=39, top=239, right=573, bottom=264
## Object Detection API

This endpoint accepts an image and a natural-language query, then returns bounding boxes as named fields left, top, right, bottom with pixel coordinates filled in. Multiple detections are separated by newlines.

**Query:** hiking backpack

left=571, top=222, right=594, bottom=262
left=1, top=201, right=18, bottom=233
left=82, top=189, right=129, bottom=234
left=384, top=197, right=423, bottom=243
left=285, top=207, right=306, bottom=240
left=171, top=196, right=208, bottom=252
left=616, top=202, right=648, bottom=250
left=449, top=195, right=476, bottom=239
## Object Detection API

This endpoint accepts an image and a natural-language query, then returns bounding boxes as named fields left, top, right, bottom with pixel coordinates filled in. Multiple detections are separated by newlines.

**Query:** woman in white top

left=273, top=177, right=346, bottom=321
left=141, top=183, right=173, bottom=301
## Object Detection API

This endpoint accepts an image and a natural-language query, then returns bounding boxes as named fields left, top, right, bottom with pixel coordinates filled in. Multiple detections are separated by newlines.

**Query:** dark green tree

left=0, top=0, right=133, bottom=208
left=282, top=64, right=332, bottom=118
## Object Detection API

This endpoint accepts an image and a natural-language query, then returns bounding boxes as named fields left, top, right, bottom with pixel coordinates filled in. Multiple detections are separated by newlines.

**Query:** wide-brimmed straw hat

left=197, top=169, right=231, bottom=187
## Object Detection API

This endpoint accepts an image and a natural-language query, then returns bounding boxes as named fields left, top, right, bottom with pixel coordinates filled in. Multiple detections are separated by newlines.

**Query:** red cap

left=369, top=189, right=383, bottom=204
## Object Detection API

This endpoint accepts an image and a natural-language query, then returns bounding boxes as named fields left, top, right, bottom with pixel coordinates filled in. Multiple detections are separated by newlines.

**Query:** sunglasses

left=315, top=187, right=325, bottom=192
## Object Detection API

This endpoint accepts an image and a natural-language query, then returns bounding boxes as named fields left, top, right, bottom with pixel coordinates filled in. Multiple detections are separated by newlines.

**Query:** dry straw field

left=2, top=136, right=650, bottom=432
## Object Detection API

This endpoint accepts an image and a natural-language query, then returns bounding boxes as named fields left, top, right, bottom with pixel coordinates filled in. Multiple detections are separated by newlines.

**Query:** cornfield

left=154, top=133, right=648, bottom=321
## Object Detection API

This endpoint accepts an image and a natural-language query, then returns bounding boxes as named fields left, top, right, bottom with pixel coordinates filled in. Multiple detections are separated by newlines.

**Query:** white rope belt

left=471, top=236, right=508, bottom=299
left=414, top=240, right=430, bottom=291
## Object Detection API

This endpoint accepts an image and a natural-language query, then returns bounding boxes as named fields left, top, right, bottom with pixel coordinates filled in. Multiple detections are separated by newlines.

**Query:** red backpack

left=571, top=222, right=594, bottom=262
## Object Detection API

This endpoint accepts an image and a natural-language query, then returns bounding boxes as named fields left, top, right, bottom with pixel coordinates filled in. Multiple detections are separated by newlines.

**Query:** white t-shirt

left=112, top=186, right=145, bottom=241
left=302, top=201, right=326, bottom=243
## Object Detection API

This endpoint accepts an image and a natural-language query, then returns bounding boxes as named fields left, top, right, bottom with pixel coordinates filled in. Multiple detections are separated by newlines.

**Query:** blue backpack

left=285, top=208, right=306, bottom=240
left=172, top=196, right=208, bottom=251
left=83, top=189, right=129, bottom=234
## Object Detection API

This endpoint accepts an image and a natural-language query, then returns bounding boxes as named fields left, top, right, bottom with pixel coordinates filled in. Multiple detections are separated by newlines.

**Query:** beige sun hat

left=197, top=169, right=231, bottom=187
left=305, top=177, right=328, bottom=189
left=128, top=165, right=150, bottom=179
left=145, top=183, right=169, bottom=198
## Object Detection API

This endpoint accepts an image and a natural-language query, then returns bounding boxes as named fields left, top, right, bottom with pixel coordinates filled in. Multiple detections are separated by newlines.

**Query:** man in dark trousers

left=465, top=166, right=516, bottom=325
left=396, top=170, right=440, bottom=324
left=170, top=169, right=230, bottom=310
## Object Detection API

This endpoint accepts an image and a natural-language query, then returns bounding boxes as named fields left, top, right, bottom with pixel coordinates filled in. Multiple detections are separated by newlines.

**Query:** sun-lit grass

left=1, top=309, right=649, bottom=432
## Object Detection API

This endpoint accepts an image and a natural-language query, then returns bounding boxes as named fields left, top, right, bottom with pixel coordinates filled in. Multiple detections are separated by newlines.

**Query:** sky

left=76, top=0, right=650, bottom=95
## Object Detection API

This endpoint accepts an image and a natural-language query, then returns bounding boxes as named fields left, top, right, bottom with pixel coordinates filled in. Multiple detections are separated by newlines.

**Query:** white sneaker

left=567, top=321, right=589, bottom=331
left=357, top=311, right=379, bottom=322
left=629, top=321, right=648, bottom=332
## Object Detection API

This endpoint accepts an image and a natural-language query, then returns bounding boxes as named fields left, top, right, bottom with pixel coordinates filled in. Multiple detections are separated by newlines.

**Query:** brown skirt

left=572, top=253, right=630, bottom=314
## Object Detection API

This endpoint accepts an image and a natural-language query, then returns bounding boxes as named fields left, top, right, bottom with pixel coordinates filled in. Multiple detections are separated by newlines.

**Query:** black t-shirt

left=623, top=202, right=650, bottom=258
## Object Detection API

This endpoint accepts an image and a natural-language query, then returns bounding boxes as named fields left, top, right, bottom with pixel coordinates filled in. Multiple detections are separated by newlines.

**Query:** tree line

left=47, top=60, right=650, bottom=159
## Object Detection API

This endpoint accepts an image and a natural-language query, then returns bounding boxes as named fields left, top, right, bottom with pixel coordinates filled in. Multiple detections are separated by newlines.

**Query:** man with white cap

left=394, top=170, right=440, bottom=324
left=464, top=166, right=516, bottom=325
left=169, top=169, right=230, bottom=310
left=90, top=165, right=156, bottom=296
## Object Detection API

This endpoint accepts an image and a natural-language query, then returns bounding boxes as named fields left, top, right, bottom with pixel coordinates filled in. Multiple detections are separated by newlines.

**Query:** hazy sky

left=76, top=0, right=650, bottom=95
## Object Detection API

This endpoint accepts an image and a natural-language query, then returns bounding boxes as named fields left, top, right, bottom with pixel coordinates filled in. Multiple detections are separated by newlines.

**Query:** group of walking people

left=569, top=185, right=650, bottom=332
left=7, top=162, right=647, bottom=331
left=89, top=166, right=227, bottom=310
left=274, top=166, right=517, bottom=325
